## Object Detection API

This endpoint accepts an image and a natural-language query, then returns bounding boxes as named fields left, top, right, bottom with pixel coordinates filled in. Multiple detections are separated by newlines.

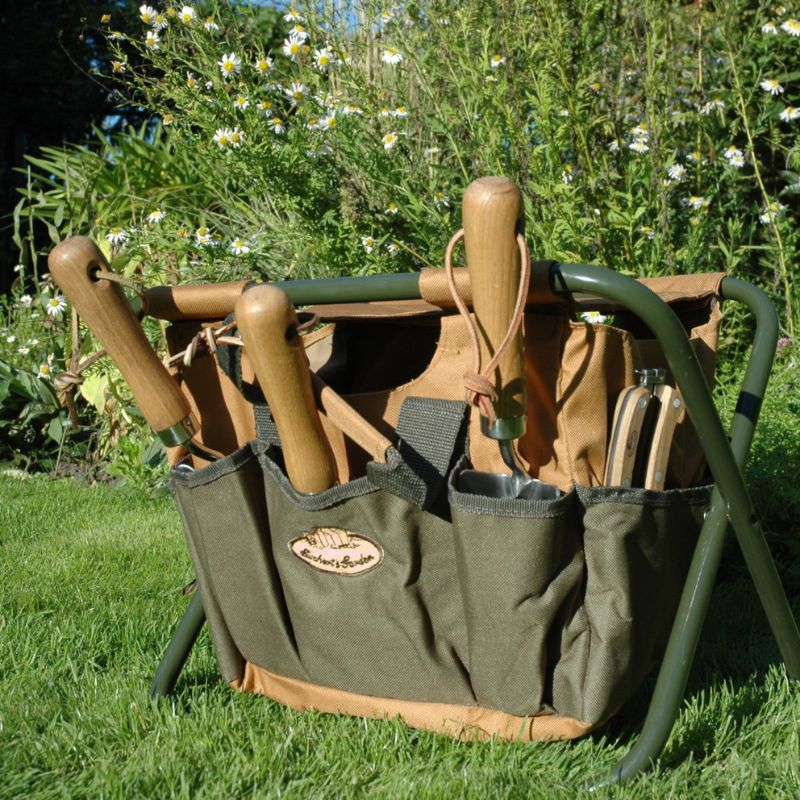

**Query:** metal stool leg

left=150, top=590, right=207, bottom=699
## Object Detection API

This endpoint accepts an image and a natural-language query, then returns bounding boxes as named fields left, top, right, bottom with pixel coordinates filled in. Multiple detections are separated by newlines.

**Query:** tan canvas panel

left=234, top=661, right=594, bottom=742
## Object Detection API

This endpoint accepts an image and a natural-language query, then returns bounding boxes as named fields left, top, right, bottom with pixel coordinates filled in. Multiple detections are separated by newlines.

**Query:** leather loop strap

left=444, top=229, right=531, bottom=425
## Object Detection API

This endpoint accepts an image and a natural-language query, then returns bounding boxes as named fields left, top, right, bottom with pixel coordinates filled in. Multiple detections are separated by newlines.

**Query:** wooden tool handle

left=235, top=285, right=337, bottom=493
left=644, top=385, right=683, bottom=491
left=310, top=373, right=391, bottom=464
left=48, top=236, right=194, bottom=437
left=462, top=176, right=525, bottom=422
left=604, top=385, right=654, bottom=488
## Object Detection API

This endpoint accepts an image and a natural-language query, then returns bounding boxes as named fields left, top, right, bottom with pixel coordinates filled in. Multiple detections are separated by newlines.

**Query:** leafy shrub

left=88, top=0, right=800, bottom=335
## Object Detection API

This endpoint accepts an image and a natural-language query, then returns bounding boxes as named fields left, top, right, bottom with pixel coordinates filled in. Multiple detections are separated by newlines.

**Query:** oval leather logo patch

left=289, top=527, right=383, bottom=576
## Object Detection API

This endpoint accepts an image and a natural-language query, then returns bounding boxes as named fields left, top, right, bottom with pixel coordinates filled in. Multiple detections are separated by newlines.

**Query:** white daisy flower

left=233, top=94, right=249, bottom=111
left=781, top=18, right=800, bottom=36
left=382, top=131, right=399, bottom=150
left=6, top=335, right=15, bottom=343
left=257, top=99, right=272, bottom=114
left=699, top=97, right=725, bottom=114
left=145, top=31, right=160, bottom=49
left=392, top=106, right=408, bottom=118
left=490, top=54, right=506, bottom=68
left=433, top=190, right=449, bottom=210
left=387, top=242, right=400, bottom=256
left=282, top=32, right=307, bottom=61
left=562, top=164, right=575, bottom=184
left=213, top=128, right=232, bottom=148
left=109, top=31, right=126, bottom=41
left=285, top=82, right=307, bottom=105
left=19, top=294, right=33, bottom=307
left=723, top=145, right=743, bottom=160
left=314, top=47, right=335, bottom=71
left=284, top=7, right=304, bottom=23
left=18, top=345, right=30, bottom=355
left=629, top=139, right=649, bottom=153
left=639, top=225, right=655, bottom=240
left=684, top=195, right=707, bottom=210
left=229, top=128, right=244, bottom=147
left=686, top=150, right=706, bottom=164
left=305, top=117, right=320, bottom=130
left=289, top=24, right=308, bottom=40
left=361, top=236, right=376, bottom=253
left=379, top=107, right=392, bottom=118
left=186, top=72, right=198, bottom=89
left=195, top=226, right=212, bottom=245
left=179, top=6, right=196, bottom=24
left=230, top=238, right=250, bottom=255
left=631, top=123, right=649, bottom=140
left=319, top=112, right=337, bottom=130
left=106, top=226, right=128, bottom=246
left=162, top=113, right=174, bottom=126
left=668, top=163, right=687, bottom=181
left=342, top=103, right=363, bottom=115
left=37, top=363, right=52, bottom=380
left=759, top=202, right=783, bottom=224
left=384, top=202, right=399, bottom=215
left=111, top=60, right=126, bottom=74
left=151, top=12, right=168, bottom=30
left=381, top=47, right=403, bottom=65
left=139, top=4, right=156, bottom=25
left=218, top=52, right=242, bottom=80
left=147, top=209, right=166, bottom=223
left=760, top=78, right=784, bottom=95
left=46, top=295, right=67, bottom=318
left=270, top=117, right=285, bottom=134
left=727, top=153, right=745, bottom=168
left=761, top=21, right=778, bottom=34
left=29, top=338, right=39, bottom=347
left=779, top=106, right=800, bottom=121
left=204, top=16, right=219, bottom=32
left=608, top=139, right=620, bottom=153
left=254, top=55, right=273, bottom=74
left=581, top=311, right=609, bottom=324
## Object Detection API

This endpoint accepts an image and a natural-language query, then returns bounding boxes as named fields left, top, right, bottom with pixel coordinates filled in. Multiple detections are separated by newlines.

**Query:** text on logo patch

left=289, top=527, right=383, bottom=576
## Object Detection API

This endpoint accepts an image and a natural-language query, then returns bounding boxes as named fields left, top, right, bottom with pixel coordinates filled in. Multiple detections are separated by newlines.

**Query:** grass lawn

left=1, top=359, right=798, bottom=798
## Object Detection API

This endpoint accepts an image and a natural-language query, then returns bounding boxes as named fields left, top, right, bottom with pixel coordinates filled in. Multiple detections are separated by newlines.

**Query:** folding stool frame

left=149, top=263, right=800, bottom=787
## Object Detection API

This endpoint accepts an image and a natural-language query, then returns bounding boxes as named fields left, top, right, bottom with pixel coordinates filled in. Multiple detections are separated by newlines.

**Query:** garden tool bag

left=167, top=268, right=723, bottom=741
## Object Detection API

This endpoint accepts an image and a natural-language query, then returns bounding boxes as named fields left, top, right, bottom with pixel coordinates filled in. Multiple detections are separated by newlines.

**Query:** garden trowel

left=456, top=177, right=561, bottom=501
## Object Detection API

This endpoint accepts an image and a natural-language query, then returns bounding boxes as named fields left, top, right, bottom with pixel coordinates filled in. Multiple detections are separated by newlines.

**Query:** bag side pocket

left=449, top=468, right=583, bottom=716
left=552, top=484, right=711, bottom=724
left=171, top=443, right=307, bottom=682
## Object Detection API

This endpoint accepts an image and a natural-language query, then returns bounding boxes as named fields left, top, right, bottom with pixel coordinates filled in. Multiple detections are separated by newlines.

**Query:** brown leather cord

left=444, top=229, right=531, bottom=426
left=163, top=312, right=321, bottom=369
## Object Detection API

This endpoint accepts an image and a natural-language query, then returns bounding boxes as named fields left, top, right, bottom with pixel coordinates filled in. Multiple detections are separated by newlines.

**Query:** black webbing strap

left=368, top=397, right=468, bottom=509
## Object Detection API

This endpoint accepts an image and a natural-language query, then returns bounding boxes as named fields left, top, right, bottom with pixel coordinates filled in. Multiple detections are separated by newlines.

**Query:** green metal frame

left=150, top=264, right=800, bottom=785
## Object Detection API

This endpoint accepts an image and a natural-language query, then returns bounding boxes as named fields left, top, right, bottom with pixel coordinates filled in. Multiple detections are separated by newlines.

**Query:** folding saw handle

left=48, top=236, right=197, bottom=448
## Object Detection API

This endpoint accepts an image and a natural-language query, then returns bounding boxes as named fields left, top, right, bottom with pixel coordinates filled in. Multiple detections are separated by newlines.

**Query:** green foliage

left=75, top=0, right=798, bottom=333
left=0, top=358, right=64, bottom=467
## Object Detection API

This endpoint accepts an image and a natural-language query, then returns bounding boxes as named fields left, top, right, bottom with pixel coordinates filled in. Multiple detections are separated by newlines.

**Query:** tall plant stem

left=727, top=48, right=795, bottom=337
